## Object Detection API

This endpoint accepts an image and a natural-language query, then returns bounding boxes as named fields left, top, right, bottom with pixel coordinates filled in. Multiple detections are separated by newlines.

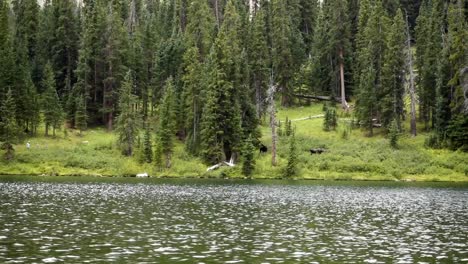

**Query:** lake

left=0, top=175, right=467, bottom=263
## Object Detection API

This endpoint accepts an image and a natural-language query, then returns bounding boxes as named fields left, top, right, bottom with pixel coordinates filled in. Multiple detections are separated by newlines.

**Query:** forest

left=0, top=0, right=467, bottom=178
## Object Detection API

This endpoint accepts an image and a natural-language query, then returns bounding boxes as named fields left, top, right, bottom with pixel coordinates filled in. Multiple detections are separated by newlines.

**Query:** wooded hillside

left=0, top=0, right=466, bottom=165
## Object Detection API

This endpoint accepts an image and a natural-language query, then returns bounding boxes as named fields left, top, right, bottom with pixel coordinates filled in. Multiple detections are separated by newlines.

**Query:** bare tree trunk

left=268, top=72, right=277, bottom=166
left=339, top=48, right=348, bottom=110
left=214, top=0, right=220, bottom=29
left=405, top=12, right=417, bottom=137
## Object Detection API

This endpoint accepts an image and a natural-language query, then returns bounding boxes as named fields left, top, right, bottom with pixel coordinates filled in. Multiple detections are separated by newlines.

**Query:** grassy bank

left=1, top=104, right=467, bottom=182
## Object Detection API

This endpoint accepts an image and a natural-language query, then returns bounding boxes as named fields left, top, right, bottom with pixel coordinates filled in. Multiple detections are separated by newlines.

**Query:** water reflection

left=0, top=179, right=467, bottom=263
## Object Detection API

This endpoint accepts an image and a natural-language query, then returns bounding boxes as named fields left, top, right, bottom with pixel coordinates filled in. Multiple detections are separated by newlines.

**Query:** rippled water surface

left=0, top=176, right=467, bottom=263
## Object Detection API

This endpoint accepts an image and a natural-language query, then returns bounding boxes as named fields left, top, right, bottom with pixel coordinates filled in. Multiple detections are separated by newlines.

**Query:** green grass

left=1, top=103, right=467, bottom=182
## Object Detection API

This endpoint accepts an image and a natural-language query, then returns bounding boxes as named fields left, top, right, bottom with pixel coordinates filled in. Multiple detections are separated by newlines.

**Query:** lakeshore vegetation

left=0, top=0, right=467, bottom=181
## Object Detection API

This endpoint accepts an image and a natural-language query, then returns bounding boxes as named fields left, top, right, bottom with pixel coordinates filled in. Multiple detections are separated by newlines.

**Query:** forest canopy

left=0, top=0, right=467, bottom=165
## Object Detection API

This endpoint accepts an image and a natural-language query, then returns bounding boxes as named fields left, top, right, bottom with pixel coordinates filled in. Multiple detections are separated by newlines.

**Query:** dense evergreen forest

left=0, top=0, right=467, bottom=167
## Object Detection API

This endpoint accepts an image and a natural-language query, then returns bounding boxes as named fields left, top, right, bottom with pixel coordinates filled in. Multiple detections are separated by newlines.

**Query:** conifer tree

left=116, top=71, right=140, bottom=156
left=158, top=78, right=177, bottom=168
left=50, top=0, right=79, bottom=102
left=248, top=8, right=269, bottom=118
left=415, top=0, right=444, bottom=129
left=0, top=90, right=17, bottom=161
left=0, top=89, right=18, bottom=143
left=103, top=3, right=129, bottom=131
left=42, top=62, right=63, bottom=137
left=185, top=0, right=215, bottom=58
left=183, top=46, right=203, bottom=154
left=271, top=0, right=294, bottom=106
left=381, top=9, right=406, bottom=130
left=0, top=0, right=15, bottom=102
left=75, top=95, right=88, bottom=136
left=154, top=139, right=163, bottom=171
left=242, top=135, right=256, bottom=178
left=143, top=124, right=153, bottom=163
left=200, top=51, right=241, bottom=164
left=388, top=118, right=399, bottom=148
left=356, top=62, right=377, bottom=136
left=284, top=129, right=297, bottom=178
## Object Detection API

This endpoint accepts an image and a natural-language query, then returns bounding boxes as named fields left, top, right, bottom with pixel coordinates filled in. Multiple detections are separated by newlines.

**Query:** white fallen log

left=136, top=172, right=149, bottom=177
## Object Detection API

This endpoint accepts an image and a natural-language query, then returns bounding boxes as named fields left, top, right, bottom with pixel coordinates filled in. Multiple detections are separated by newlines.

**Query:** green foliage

left=153, top=139, right=163, bottom=171
left=388, top=119, right=399, bottom=148
left=42, top=62, right=63, bottom=137
left=116, top=71, right=140, bottom=156
left=381, top=9, right=405, bottom=130
left=143, top=125, right=153, bottom=163
left=284, top=129, right=298, bottom=178
left=446, top=115, right=468, bottom=152
left=323, top=104, right=338, bottom=132
left=158, top=78, right=177, bottom=168
left=284, top=117, right=292, bottom=136
left=242, top=136, right=256, bottom=178
left=0, top=89, right=18, bottom=143
left=75, top=95, right=88, bottom=135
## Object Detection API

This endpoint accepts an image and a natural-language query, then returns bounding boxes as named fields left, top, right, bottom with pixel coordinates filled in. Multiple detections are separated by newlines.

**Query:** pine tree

left=356, top=62, right=377, bottom=136
left=271, top=0, right=294, bottom=106
left=75, top=95, right=88, bottom=136
left=103, top=3, right=129, bottom=131
left=0, top=88, right=18, bottom=143
left=284, top=129, right=298, bottom=178
left=200, top=52, right=236, bottom=164
left=415, top=0, right=444, bottom=129
left=116, top=71, right=140, bottom=156
left=42, top=62, right=63, bottom=137
left=158, top=78, right=177, bottom=168
left=248, top=8, right=269, bottom=118
left=154, top=138, right=163, bottom=171
left=185, top=0, right=215, bottom=58
left=143, top=124, right=153, bottom=163
left=0, top=0, right=15, bottom=102
left=50, top=0, right=79, bottom=103
left=381, top=9, right=406, bottom=130
left=242, top=135, right=256, bottom=178
left=182, top=47, right=203, bottom=154
left=388, top=118, right=399, bottom=148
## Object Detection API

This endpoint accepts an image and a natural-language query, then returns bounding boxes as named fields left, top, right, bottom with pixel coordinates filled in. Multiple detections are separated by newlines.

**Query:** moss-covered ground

left=1, top=104, right=467, bottom=182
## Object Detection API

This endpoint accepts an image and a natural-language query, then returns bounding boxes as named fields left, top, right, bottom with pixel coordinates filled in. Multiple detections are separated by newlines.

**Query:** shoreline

left=1, top=172, right=467, bottom=183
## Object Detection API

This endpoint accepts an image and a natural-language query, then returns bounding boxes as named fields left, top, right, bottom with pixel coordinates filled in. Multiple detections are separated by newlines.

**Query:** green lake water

left=0, top=175, right=467, bottom=263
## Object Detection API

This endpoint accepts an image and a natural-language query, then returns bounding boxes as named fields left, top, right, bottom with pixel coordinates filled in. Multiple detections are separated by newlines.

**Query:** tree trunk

left=214, top=0, right=220, bottom=29
left=165, top=153, right=171, bottom=168
left=405, top=12, right=417, bottom=137
left=268, top=72, right=277, bottom=166
left=45, top=124, right=49, bottom=136
left=339, top=48, right=348, bottom=110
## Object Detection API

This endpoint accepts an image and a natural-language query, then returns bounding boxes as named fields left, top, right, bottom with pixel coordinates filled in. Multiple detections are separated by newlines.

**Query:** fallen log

left=292, top=94, right=341, bottom=103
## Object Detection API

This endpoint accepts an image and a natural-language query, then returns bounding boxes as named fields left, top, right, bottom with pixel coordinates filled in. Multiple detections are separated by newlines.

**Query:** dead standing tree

left=405, top=11, right=417, bottom=137
left=267, top=71, right=277, bottom=166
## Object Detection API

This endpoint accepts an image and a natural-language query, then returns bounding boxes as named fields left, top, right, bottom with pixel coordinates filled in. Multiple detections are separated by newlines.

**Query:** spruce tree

left=50, top=0, right=79, bottom=103
left=381, top=9, right=406, bottom=130
left=248, top=8, right=269, bottom=118
left=415, top=0, right=444, bottom=129
left=75, top=95, right=88, bottom=136
left=116, top=71, right=140, bottom=156
left=42, top=62, right=63, bottom=137
left=0, top=88, right=18, bottom=143
left=388, top=118, right=399, bottom=148
left=182, top=47, right=203, bottom=154
left=271, top=0, right=294, bottom=106
left=143, top=124, right=153, bottom=163
left=158, top=78, right=177, bottom=168
left=242, top=135, right=256, bottom=178
left=284, top=129, right=298, bottom=178
left=103, top=3, right=129, bottom=131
